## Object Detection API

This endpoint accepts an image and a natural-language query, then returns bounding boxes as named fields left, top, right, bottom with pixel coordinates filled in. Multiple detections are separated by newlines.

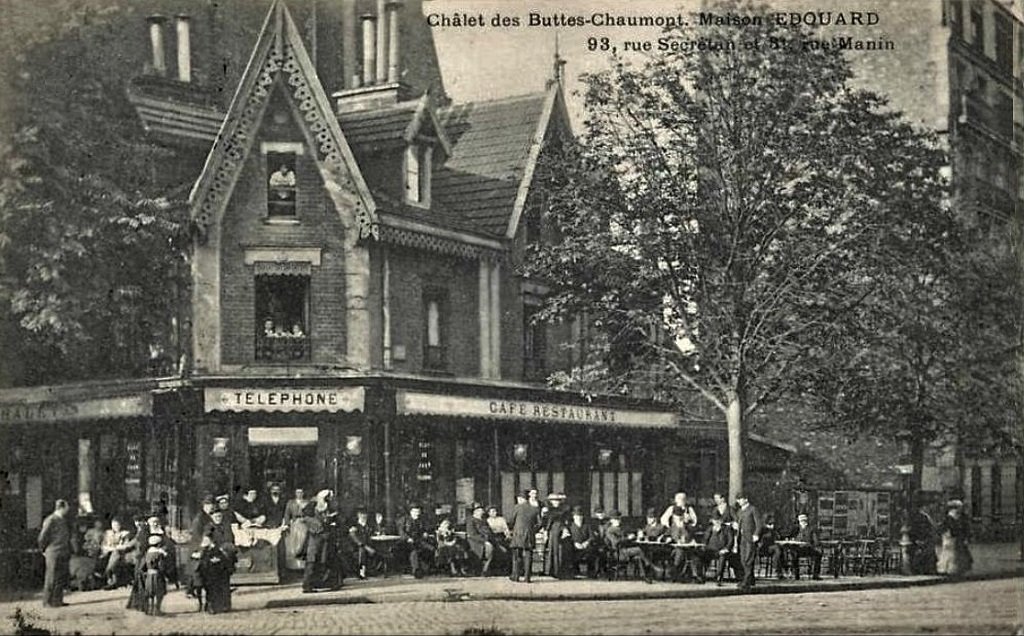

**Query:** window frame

left=404, top=142, right=433, bottom=208
left=254, top=271, right=312, bottom=363
left=522, top=301, right=548, bottom=382
left=262, top=142, right=304, bottom=222
left=422, top=287, right=449, bottom=372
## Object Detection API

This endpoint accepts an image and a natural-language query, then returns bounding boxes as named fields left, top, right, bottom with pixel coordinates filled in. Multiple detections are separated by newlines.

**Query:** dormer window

left=263, top=142, right=303, bottom=219
left=405, top=143, right=432, bottom=207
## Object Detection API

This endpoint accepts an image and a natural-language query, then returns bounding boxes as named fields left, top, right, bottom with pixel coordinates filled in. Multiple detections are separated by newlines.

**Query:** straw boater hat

left=547, top=492, right=567, bottom=501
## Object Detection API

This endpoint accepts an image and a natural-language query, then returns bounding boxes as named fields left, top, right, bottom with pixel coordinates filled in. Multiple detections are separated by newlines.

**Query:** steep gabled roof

left=189, top=0, right=377, bottom=239
left=434, top=83, right=570, bottom=238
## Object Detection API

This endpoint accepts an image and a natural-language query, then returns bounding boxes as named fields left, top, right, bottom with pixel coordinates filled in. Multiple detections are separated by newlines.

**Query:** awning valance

left=395, top=390, right=679, bottom=429
left=0, top=394, right=152, bottom=425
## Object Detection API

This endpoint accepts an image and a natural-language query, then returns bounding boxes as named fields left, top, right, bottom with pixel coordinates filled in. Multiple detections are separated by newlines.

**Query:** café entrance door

left=247, top=427, right=319, bottom=493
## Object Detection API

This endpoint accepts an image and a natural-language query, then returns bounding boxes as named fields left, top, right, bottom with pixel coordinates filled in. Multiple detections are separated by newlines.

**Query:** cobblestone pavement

left=4, top=578, right=1021, bottom=635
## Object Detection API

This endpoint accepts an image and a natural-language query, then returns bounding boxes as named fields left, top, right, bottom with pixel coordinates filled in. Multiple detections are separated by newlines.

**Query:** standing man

left=508, top=490, right=541, bottom=583
left=38, top=499, right=72, bottom=608
left=735, top=493, right=764, bottom=591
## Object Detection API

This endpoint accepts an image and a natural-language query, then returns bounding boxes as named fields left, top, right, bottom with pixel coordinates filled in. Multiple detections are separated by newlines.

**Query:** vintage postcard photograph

left=0, top=0, right=1020, bottom=634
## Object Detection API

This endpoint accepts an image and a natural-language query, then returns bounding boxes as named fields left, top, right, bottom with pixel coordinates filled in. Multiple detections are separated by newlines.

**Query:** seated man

left=659, top=492, right=698, bottom=530
left=702, top=514, right=735, bottom=586
left=466, top=504, right=500, bottom=576
left=760, top=514, right=784, bottom=579
left=372, top=510, right=396, bottom=536
left=101, top=518, right=133, bottom=588
left=789, top=513, right=823, bottom=580
left=567, top=506, right=598, bottom=577
left=399, top=504, right=435, bottom=578
left=234, top=488, right=266, bottom=528
left=604, top=511, right=654, bottom=583
left=348, top=508, right=378, bottom=579
left=668, top=507, right=704, bottom=583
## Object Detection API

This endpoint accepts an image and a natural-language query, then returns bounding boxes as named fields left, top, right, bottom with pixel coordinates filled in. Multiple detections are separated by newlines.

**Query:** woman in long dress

left=935, top=500, right=972, bottom=576
left=543, top=493, right=570, bottom=579
left=282, top=489, right=310, bottom=570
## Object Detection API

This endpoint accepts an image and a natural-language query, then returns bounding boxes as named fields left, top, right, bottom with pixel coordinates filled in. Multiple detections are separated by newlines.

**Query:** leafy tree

left=0, top=3, right=191, bottom=385
left=525, top=0, right=952, bottom=500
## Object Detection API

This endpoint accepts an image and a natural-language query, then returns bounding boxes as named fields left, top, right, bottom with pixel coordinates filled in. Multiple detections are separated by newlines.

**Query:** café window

left=949, top=0, right=963, bottom=40
left=255, top=270, right=310, bottom=362
left=405, top=143, right=432, bottom=207
left=523, top=302, right=547, bottom=382
left=423, top=288, right=448, bottom=371
left=263, top=142, right=302, bottom=219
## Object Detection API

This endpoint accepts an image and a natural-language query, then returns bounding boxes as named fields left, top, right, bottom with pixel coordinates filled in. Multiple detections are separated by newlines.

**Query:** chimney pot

left=386, top=2, right=402, bottom=84
left=146, top=15, right=167, bottom=76
left=361, top=14, right=377, bottom=86
left=175, top=14, right=192, bottom=83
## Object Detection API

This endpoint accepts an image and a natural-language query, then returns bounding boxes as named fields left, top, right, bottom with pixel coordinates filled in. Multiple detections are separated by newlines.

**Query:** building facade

left=0, top=0, right=794, bottom=546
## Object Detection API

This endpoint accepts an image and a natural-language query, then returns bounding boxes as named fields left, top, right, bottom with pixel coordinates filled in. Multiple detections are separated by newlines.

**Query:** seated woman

left=434, top=516, right=468, bottom=577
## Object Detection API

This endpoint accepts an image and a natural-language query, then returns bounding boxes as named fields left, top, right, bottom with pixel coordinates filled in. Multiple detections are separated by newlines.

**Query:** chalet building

left=0, top=0, right=793, bottom=547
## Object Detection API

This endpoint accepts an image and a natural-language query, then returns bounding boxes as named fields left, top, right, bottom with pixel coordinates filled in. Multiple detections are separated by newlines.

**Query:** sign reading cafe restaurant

left=396, top=391, right=679, bottom=429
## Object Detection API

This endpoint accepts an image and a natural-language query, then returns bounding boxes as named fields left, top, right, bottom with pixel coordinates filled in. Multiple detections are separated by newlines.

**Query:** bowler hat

left=201, top=494, right=215, bottom=505
left=645, top=507, right=657, bottom=517
left=571, top=505, right=584, bottom=515
left=609, top=510, right=622, bottom=519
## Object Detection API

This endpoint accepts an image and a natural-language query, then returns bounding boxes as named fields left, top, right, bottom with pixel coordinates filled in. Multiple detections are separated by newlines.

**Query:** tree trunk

left=908, top=433, right=925, bottom=515
left=726, top=389, right=745, bottom=502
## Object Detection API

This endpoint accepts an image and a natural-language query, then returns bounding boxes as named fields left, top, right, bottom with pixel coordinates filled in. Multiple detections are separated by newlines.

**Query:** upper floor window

left=995, top=13, right=1012, bottom=74
left=949, top=0, right=963, bottom=40
left=255, top=271, right=310, bottom=362
left=970, top=5, right=984, bottom=53
left=405, top=143, right=433, bottom=207
left=263, top=142, right=303, bottom=219
left=423, top=288, right=448, bottom=371
left=523, top=302, right=548, bottom=382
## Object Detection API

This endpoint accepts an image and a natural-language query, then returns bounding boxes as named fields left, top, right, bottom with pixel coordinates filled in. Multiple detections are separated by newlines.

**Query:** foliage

left=0, top=3, right=191, bottom=385
left=524, top=0, right=952, bottom=497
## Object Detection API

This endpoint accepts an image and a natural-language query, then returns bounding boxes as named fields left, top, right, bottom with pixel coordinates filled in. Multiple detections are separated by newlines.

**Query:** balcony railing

left=255, top=335, right=311, bottom=362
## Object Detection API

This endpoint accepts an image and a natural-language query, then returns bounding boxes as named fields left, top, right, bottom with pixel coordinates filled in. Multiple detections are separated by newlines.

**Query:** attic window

left=263, top=142, right=303, bottom=219
left=405, top=143, right=433, bottom=207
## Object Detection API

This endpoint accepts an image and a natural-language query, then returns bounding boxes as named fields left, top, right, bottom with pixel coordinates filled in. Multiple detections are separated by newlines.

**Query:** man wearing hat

left=262, top=483, right=287, bottom=529
left=466, top=504, right=498, bottom=576
left=567, top=505, right=598, bottom=577
left=735, top=493, right=764, bottom=591
left=348, top=508, right=377, bottom=579
left=508, top=489, right=541, bottom=582
left=788, top=513, right=822, bottom=580
left=399, top=504, right=434, bottom=578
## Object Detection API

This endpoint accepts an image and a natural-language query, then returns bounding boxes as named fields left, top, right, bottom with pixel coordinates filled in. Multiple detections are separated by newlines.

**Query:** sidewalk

left=2, top=543, right=1020, bottom=616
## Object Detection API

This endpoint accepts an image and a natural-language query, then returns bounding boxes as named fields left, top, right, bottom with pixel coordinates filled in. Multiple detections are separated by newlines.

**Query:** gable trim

left=405, top=94, right=453, bottom=157
left=504, top=84, right=570, bottom=240
left=188, top=0, right=378, bottom=241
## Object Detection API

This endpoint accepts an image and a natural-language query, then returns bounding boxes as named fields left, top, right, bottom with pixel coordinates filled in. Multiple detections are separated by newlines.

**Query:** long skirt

left=284, top=518, right=308, bottom=570
left=204, top=575, right=232, bottom=613
left=936, top=533, right=972, bottom=576
left=544, top=535, right=569, bottom=578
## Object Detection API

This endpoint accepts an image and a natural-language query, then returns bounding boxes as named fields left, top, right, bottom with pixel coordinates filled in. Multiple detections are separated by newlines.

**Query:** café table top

left=370, top=534, right=402, bottom=541
left=776, top=540, right=810, bottom=546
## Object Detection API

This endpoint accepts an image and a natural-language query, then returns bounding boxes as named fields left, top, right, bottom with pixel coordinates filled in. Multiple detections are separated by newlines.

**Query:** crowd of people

left=34, top=486, right=975, bottom=612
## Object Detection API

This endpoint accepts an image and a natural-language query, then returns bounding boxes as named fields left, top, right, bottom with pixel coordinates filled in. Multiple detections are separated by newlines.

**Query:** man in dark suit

left=703, top=513, right=735, bottom=585
left=262, top=483, right=287, bottom=528
left=735, top=493, right=764, bottom=591
left=466, top=504, right=498, bottom=576
left=398, top=504, right=434, bottom=578
left=567, top=506, right=597, bottom=577
left=38, top=499, right=72, bottom=607
left=508, top=490, right=540, bottom=583
left=789, top=513, right=823, bottom=580
left=348, top=508, right=378, bottom=579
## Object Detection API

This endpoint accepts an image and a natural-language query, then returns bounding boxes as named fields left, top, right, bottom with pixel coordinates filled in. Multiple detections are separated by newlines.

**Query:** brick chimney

left=334, top=2, right=413, bottom=113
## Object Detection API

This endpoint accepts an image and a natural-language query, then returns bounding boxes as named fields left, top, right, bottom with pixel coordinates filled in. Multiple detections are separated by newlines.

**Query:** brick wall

left=384, top=246, right=480, bottom=376
left=218, top=90, right=350, bottom=367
